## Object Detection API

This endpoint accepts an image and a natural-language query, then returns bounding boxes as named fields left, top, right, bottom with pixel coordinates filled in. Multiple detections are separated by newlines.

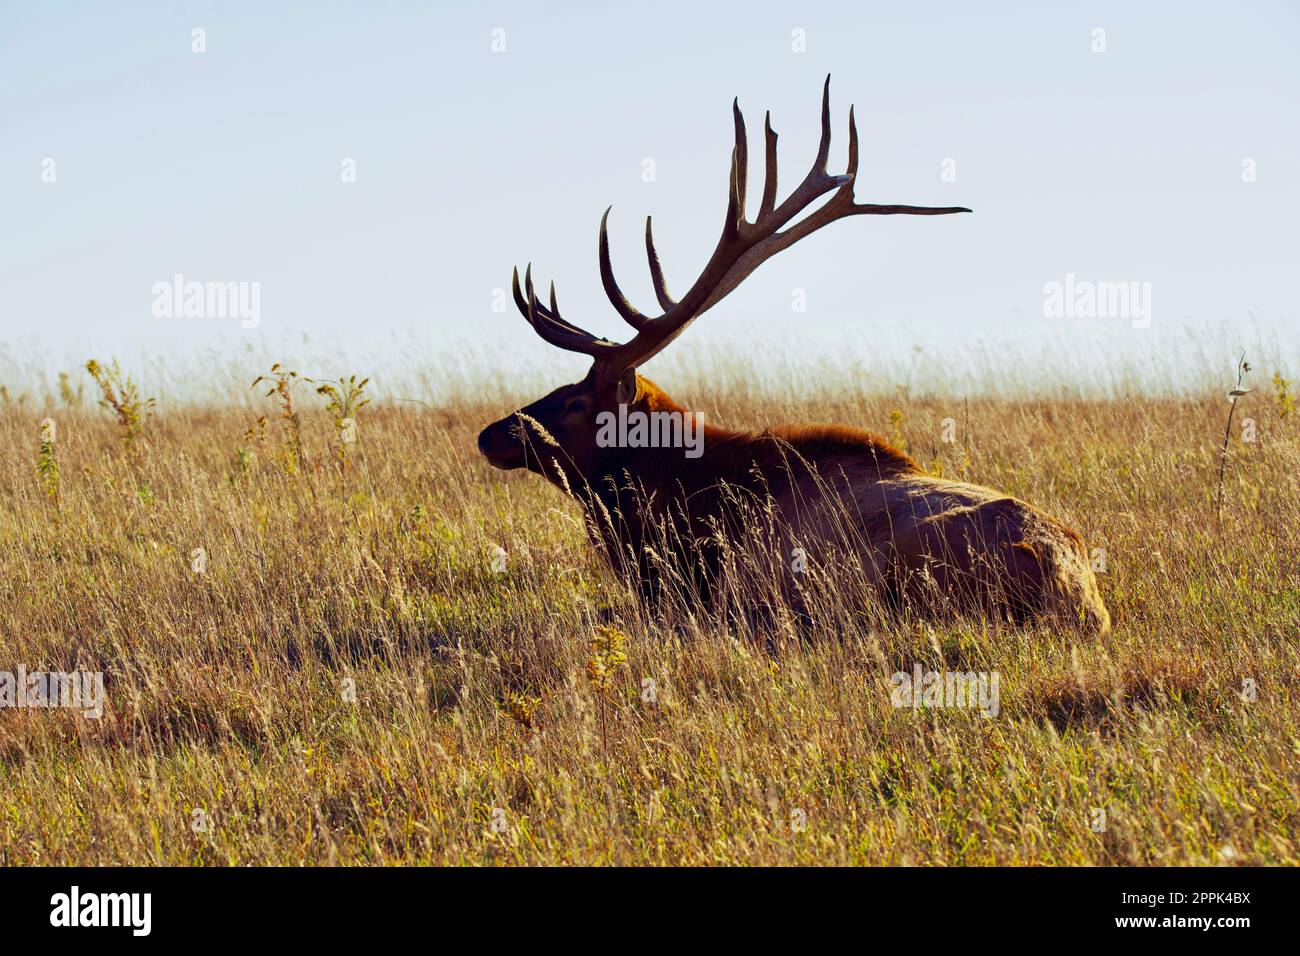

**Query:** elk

left=478, top=79, right=1110, bottom=635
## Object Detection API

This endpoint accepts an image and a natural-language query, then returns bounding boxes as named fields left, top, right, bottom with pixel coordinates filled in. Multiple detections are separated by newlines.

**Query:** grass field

left=1, top=354, right=1297, bottom=865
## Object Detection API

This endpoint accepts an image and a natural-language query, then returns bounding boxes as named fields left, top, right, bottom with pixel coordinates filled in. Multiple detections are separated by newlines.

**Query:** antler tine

left=548, top=280, right=560, bottom=323
left=727, top=98, right=748, bottom=234
left=523, top=265, right=538, bottom=322
left=813, top=74, right=832, bottom=175
left=523, top=265, right=542, bottom=330
left=758, top=111, right=778, bottom=218
left=851, top=203, right=973, bottom=215
left=645, top=216, right=676, bottom=311
left=845, top=104, right=859, bottom=179
left=599, top=207, right=650, bottom=331
left=510, top=264, right=530, bottom=320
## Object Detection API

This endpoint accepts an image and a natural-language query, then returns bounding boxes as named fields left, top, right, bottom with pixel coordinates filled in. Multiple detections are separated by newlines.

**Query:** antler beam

left=513, top=77, right=971, bottom=372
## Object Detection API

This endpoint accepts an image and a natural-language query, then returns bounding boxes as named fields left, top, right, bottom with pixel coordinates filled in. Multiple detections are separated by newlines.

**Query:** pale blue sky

left=2, top=1, right=1298, bottom=393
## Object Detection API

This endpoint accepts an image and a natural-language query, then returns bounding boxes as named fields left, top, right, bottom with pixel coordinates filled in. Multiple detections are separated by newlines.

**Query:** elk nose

left=476, top=427, right=492, bottom=454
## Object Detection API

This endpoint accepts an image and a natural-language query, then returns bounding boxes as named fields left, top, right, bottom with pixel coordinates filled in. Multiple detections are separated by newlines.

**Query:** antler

left=513, top=76, right=971, bottom=375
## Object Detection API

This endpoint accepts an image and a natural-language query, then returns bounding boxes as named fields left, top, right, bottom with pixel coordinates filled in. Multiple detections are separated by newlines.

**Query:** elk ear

left=616, top=367, right=637, bottom=405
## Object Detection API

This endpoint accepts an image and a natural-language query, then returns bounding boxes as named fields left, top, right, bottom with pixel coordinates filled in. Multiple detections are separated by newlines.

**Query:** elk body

left=478, top=80, right=1110, bottom=635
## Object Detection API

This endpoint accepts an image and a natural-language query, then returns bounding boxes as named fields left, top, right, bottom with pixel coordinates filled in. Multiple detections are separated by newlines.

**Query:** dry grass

left=0, top=356, right=1297, bottom=865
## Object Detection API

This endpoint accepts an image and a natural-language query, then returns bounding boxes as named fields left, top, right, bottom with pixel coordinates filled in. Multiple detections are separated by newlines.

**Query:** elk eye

left=563, top=398, right=587, bottom=416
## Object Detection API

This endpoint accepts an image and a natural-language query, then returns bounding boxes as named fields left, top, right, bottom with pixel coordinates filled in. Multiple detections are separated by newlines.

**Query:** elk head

left=477, top=77, right=970, bottom=482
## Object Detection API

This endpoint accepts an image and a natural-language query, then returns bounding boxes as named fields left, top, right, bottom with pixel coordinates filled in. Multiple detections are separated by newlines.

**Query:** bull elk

left=478, top=79, right=1110, bottom=635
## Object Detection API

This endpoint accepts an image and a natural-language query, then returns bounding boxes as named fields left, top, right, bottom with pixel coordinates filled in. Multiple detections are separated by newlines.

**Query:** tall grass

left=0, top=353, right=1296, bottom=865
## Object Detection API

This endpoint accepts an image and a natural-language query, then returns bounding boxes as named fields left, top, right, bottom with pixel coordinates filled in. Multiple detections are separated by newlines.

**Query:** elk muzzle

left=477, top=416, right=527, bottom=470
